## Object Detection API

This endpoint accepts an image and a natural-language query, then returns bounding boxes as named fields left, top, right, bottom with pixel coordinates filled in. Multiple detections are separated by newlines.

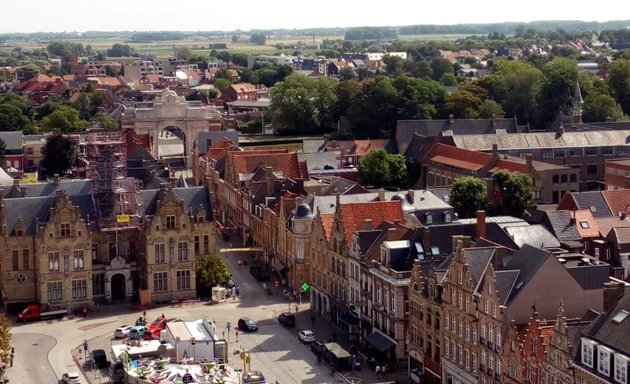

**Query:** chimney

left=12, top=179, right=20, bottom=186
left=423, top=228, right=432, bottom=254
left=558, top=125, right=565, bottom=136
left=492, top=114, right=497, bottom=127
left=476, top=210, right=487, bottom=239
left=363, top=219, right=373, bottom=230
left=603, top=281, right=625, bottom=312
left=377, top=188, right=386, bottom=202
left=526, top=153, right=533, bottom=167
left=448, top=114, right=454, bottom=124
left=492, top=143, right=498, bottom=154
left=407, top=190, right=415, bottom=204
left=20, top=186, right=27, bottom=198
left=53, top=174, right=60, bottom=186
left=452, top=235, right=471, bottom=253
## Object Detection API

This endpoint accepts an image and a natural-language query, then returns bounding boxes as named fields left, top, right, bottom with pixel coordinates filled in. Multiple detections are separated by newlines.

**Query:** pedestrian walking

left=235, top=330, right=239, bottom=342
left=238, top=260, right=242, bottom=267
left=382, top=364, right=387, bottom=378
left=375, top=365, right=381, bottom=378
left=10, top=347, right=14, bottom=367
left=235, top=286, right=240, bottom=298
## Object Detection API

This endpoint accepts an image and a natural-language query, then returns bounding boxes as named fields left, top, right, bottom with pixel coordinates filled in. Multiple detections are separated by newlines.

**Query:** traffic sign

left=83, top=340, right=88, bottom=351
left=274, top=280, right=279, bottom=287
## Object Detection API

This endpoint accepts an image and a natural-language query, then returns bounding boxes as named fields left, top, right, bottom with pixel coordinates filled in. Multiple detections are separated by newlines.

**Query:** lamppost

left=191, top=338, right=196, bottom=364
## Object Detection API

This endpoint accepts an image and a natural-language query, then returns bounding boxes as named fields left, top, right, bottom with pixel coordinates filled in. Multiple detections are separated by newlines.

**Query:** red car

left=145, top=317, right=181, bottom=339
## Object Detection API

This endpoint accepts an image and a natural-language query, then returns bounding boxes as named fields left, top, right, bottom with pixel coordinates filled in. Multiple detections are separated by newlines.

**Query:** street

left=6, top=244, right=353, bottom=384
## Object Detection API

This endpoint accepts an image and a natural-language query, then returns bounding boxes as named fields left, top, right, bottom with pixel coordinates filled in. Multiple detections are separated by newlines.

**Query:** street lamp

left=191, top=338, right=196, bottom=364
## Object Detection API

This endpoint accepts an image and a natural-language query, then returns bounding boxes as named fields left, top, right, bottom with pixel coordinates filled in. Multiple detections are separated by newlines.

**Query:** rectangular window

left=22, top=249, right=29, bottom=269
left=154, top=272, right=168, bottom=292
left=615, top=355, right=628, bottom=384
left=445, top=313, right=450, bottom=331
left=570, top=173, right=577, bottom=182
left=602, top=147, right=613, bottom=156
left=445, top=337, right=450, bottom=357
left=154, top=243, right=165, bottom=263
left=458, top=344, right=463, bottom=365
left=47, top=281, right=62, bottom=302
left=587, top=164, right=597, bottom=174
left=166, top=215, right=176, bottom=229
left=73, top=250, right=84, bottom=269
left=194, top=236, right=200, bottom=255
left=93, top=274, right=105, bottom=295
left=48, top=251, right=59, bottom=271
left=552, top=174, right=559, bottom=183
left=466, top=322, right=470, bottom=340
left=12, top=250, right=18, bottom=270
left=561, top=174, right=568, bottom=183
left=473, top=353, right=478, bottom=373
left=72, top=279, right=87, bottom=299
left=177, top=270, right=191, bottom=290
left=599, top=347, right=611, bottom=376
left=451, top=340, right=456, bottom=360
left=60, top=222, right=71, bottom=237
left=473, top=326, right=478, bottom=345
left=203, top=235, right=209, bottom=254
left=581, top=339, right=594, bottom=368
left=178, top=242, right=188, bottom=261
left=586, top=148, right=598, bottom=156
left=465, top=349, right=470, bottom=370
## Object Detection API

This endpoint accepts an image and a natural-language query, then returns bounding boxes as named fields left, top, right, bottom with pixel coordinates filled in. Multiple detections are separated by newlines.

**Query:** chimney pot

left=476, top=210, right=487, bottom=239
left=363, top=219, right=373, bottom=230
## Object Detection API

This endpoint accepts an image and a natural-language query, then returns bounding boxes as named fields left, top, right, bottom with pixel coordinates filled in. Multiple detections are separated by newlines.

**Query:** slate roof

left=396, top=117, right=518, bottom=153
left=0, top=131, right=23, bottom=151
left=611, top=227, right=630, bottom=245
left=503, top=224, right=561, bottom=249
left=595, top=217, right=630, bottom=238
left=463, top=247, right=496, bottom=292
left=503, top=244, right=553, bottom=302
left=355, top=230, right=383, bottom=255
left=3, top=195, right=57, bottom=235
left=494, top=270, right=520, bottom=306
left=320, top=178, right=368, bottom=196
left=451, top=130, right=630, bottom=151
left=584, top=286, right=630, bottom=354
left=381, top=189, right=453, bottom=211
left=543, top=210, right=582, bottom=242
left=2, top=179, right=94, bottom=198
left=197, top=131, right=239, bottom=155
left=303, top=193, right=379, bottom=215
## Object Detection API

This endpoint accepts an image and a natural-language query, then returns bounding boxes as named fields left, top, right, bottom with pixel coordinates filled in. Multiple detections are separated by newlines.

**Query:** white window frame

left=614, top=354, right=628, bottom=384
left=581, top=338, right=596, bottom=368
left=599, top=345, right=613, bottom=376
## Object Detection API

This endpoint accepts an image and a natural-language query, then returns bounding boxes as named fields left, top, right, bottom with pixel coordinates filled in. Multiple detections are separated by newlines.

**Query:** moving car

left=278, top=312, right=296, bottom=327
left=114, top=325, right=133, bottom=338
left=242, top=370, right=266, bottom=384
left=310, top=340, right=327, bottom=355
left=298, top=330, right=316, bottom=343
left=91, top=349, right=109, bottom=369
left=62, top=372, right=81, bottom=384
left=238, top=317, right=258, bottom=332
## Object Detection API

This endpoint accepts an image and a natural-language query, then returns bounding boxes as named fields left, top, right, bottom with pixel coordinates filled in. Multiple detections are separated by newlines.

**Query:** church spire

left=572, top=81, right=584, bottom=125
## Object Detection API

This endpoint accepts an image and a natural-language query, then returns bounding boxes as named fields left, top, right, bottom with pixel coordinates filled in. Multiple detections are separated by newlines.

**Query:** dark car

left=310, top=340, right=327, bottom=355
left=238, top=317, right=258, bottom=332
left=91, top=349, right=109, bottom=369
left=278, top=312, right=295, bottom=327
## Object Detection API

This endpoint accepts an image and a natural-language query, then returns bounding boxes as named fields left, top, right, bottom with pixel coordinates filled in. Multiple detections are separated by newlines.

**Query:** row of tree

left=269, top=57, right=630, bottom=137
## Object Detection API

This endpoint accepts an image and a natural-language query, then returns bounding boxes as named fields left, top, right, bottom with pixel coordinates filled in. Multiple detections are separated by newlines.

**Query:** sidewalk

left=293, top=307, right=409, bottom=384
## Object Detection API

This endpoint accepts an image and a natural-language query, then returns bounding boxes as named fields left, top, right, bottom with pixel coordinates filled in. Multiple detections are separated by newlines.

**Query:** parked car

left=129, top=325, right=147, bottom=339
left=238, top=317, right=258, bottom=332
left=278, top=312, right=296, bottom=327
left=91, top=349, right=109, bottom=368
left=62, top=372, right=81, bottom=384
left=114, top=325, right=133, bottom=338
left=310, top=340, right=327, bottom=355
left=298, top=330, right=316, bottom=343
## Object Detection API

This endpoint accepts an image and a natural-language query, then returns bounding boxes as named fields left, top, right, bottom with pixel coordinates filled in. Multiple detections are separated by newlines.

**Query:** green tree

left=383, top=55, right=405, bottom=77
left=539, top=58, right=579, bottom=123
left=41, top=105, right=89, bottom=133
left=338, top=66, right=356, bottom=81
left=214, top=78, right=232, bottom=91
left=250, top=32, right=267, bottom=45
left=40, top=133, right=76, bottom=178
left=430, top=57, right=454, bottom=81
left=492, top=170, right=533, bottom=217
left=0, top=314, right=11, bottom=370
left=446, top=90, right=483, bottom=118
left=0, top=104, right=35, bottom=133
left=478, top=99, right=505, bottom=118
left=174, top=46, right=192, bottom=61
left=583, top=94, right=625, bottom=122
left=358, top=149, right=409, bottom=189
left=107, top=43, right=135, bottom=57
left=440, top=72, right=458, bottom=86
left=449, top=177, right=490, bottom=219
left=608, top=59, right=630, bottom=114
left=196, top=255, right=231, bottom=296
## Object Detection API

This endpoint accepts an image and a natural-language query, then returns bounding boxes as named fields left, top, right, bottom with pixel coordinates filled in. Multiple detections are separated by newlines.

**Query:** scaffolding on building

left=86, top=132, right=143, bottom=231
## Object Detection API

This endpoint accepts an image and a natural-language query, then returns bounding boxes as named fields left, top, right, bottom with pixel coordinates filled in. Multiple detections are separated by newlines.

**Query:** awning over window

left=339, top=312, right=360, bottom=326
left=365, top=331, right=396, bottom=352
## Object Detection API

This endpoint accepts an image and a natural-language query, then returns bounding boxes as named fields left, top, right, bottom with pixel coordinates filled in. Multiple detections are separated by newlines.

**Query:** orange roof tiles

left=596, top=216, right=630, bottom=237
left=320, top=214, right=335, bottom=240
left=602, top=190, right=630, bottom=217
left=570, top=210, right=600, bottom=238
left=339, top=201, right=404, bottom=243
left=227, top=149, right=305, bottom=182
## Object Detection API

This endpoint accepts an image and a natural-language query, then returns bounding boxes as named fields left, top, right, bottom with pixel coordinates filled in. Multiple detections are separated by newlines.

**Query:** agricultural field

left=397, top=33, right=474, bottom=41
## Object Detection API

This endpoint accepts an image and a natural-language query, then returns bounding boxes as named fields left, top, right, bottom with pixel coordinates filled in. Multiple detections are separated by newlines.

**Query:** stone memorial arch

left=121, top=89, right=222, bottom=167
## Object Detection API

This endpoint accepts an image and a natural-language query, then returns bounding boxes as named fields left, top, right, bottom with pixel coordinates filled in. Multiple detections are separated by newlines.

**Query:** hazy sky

left=1, top=0, right=625, bottom=33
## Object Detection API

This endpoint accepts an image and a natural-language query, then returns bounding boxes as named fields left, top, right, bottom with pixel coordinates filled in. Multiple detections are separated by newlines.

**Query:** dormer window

left=445, top=212, right=452, bottom=223
left=598, top=345, right=613, bottom=376
left=615, top=354, right=629, bottom=384
left=426, top=213, right=433, bottom=224
left=166, top=215, right=176, bottom=229
left=581, top=338, right=596, bottom=368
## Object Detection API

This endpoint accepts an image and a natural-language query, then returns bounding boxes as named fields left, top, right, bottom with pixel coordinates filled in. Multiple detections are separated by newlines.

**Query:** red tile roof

left=339, top=201, right=404, bottom=243
left=426, top=143, right=527, bottom=174
left=602, top=190, right=630, bottom=217
left=596, top=217, right=630, bottom=237
left=352, top=140, right=388, bottom=155
left=227, top=150, right=305, bottom=183
left=570, top=210, right=600, bottom=238
left=320, top=214, right=335, bottom=239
